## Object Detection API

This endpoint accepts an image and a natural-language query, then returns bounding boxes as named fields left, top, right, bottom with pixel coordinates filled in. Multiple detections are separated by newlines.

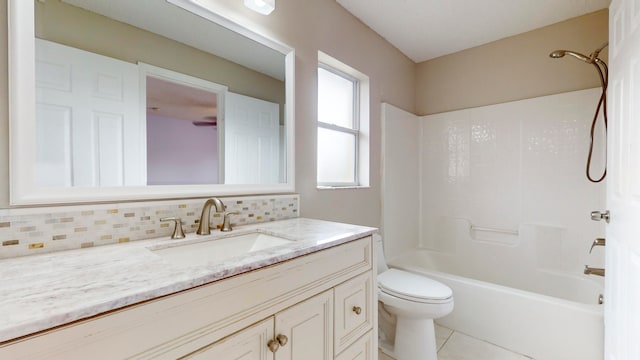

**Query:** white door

left=182, top=317, right=275, bottom=359
left=274, top=290, right=333, bottom=360
left=224, top=92, right=280, bottom=184
left=605, top=0, right=640, bottom=359
left=35, top=39, right=143, bottom=187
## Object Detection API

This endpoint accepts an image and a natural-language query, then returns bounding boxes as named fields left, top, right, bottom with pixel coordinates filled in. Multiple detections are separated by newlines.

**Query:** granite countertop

left=0, top=218, right=377, bottom=343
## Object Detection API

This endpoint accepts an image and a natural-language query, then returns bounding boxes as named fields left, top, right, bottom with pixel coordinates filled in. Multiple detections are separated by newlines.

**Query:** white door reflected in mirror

left=225, top=92, right=282, bottom=184
left=35, top=39, right=143, bottom=187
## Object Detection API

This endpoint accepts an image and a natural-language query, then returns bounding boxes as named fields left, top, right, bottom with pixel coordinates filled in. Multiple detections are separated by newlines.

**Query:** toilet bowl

left=376, top=235, right=454, bottom=360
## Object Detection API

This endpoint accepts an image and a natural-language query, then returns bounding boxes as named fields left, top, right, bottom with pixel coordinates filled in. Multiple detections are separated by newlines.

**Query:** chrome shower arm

left=589, top=41, right=609, bottom=63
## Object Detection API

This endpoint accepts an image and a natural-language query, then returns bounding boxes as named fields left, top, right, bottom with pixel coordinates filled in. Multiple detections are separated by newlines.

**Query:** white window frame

left=317, top=51, right=370, bottom=189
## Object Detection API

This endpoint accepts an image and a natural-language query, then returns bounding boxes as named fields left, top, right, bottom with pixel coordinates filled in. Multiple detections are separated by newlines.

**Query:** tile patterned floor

left=379, top=324, right=533, bottom=360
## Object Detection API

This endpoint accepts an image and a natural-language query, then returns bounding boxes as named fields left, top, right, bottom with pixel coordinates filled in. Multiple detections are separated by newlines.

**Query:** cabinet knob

left=276, top=334, right=288, bottom=346
left=267, top=339, right=279, bottom=353
left=352, top=306, right=362, bottom=315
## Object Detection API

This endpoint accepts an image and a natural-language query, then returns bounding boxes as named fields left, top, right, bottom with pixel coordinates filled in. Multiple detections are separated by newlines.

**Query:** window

left=317, top=52, right=369, bottom=188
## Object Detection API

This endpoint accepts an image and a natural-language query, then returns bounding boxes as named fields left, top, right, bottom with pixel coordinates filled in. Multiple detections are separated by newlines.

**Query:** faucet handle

left=160, top=217, right=186, bottom=239
left=589, top=238, right=606, bottom=253
left=221, top=211, right=240, bottom=232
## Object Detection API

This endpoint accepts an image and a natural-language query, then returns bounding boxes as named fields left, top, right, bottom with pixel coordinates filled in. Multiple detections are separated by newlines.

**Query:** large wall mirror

left=9, top=0, right=295, bottom=205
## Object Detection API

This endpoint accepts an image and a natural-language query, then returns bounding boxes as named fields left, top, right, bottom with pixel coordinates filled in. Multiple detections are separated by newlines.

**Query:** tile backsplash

left=0, top=194, right=299, bottom=259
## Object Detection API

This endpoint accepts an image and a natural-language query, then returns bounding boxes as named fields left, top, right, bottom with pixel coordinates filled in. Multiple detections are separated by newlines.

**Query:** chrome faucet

left=196, top=198, right=225, bottom=235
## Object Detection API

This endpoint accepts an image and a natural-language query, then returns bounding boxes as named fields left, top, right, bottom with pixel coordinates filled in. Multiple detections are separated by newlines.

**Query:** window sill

left=317, top=185, right=370, bottom=190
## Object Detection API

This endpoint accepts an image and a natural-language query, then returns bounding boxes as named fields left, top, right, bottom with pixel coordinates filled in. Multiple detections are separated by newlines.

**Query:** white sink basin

left=152, top=232, right=292, bottom=267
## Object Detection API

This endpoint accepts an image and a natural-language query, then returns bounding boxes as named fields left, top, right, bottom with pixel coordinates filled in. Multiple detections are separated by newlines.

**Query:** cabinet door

left=181, top=317, right=274, bottom=360
left=274, top=290, right=334, bottom=360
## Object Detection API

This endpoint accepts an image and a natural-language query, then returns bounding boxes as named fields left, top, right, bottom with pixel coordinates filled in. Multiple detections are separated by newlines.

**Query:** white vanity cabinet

left=0, top=236, right=376, bottom=360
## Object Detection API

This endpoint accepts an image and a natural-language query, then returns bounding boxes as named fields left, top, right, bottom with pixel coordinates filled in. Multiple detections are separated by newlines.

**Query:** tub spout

left=584, top=265, right=605, bottom=277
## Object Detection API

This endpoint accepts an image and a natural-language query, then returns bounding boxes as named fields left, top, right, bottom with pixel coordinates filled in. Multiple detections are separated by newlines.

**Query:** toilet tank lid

left=378, top=269, right=452, bottom=301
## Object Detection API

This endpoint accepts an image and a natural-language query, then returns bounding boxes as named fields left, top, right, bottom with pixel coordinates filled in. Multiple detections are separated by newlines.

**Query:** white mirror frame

left=8, top=0, right=295, bottom=205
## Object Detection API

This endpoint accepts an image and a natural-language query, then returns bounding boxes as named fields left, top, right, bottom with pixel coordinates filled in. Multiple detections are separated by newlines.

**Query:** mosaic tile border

left=0, top=194, right=299, bottom=259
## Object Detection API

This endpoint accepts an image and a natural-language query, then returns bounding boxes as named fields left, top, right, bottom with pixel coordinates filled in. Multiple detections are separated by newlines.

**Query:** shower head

left=549, top=50, right=566, bottom=58
left=548, top=50, right=591, bottom=63
left=549, top=42, right=609, bottom=64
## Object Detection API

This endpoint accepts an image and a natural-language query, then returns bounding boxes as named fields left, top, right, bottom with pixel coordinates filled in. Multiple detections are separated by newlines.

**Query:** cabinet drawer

left=335, top=330, right=374, bottom=360
left=334, top=271, right=373, bottom=354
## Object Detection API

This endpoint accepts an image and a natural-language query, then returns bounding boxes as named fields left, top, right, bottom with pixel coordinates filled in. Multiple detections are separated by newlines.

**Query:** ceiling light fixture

left=244, top=0, right=275, bottom=15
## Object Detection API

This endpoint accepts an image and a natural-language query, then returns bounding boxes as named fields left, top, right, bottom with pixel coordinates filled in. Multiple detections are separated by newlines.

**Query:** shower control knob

left=590, top=210, right=610, bottom=223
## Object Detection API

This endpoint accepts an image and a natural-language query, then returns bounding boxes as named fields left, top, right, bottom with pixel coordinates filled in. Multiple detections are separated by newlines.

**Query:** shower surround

left=382, top=87, right=606, bottom=359
left=418, top=88, right=606, bottom=273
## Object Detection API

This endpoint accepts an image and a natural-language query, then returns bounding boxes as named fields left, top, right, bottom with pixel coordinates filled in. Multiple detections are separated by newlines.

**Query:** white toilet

left=376, top=235, right=454, bottom=360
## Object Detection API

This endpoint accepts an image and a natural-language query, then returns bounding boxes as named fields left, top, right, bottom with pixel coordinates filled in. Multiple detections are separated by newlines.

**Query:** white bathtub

left=388, top=249, right=604, bottom=360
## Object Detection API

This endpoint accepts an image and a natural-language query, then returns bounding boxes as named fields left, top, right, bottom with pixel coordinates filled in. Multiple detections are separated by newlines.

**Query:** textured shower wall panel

left=419, top=88, right=606, bottom=276
left=420, top=117, right=469, bottom=254
left=381, top=103, right=421, bottom=260
left=420, top=107, right=521, bottom=249
left=520, top=90, right=606, bottom=272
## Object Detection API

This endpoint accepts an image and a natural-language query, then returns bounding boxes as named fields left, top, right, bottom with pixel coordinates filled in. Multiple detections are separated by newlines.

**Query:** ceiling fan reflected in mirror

left=192, top=115, right=217, bottom=127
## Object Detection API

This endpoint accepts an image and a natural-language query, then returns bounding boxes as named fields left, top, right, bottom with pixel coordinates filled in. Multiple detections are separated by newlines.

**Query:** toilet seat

left=378, top=269, right=452, bottom=304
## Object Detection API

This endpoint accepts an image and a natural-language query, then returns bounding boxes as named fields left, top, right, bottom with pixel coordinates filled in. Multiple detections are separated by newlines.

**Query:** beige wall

left=0, top=0, right=416, bottom=228
left=416, top=9, right=609, bottom=115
